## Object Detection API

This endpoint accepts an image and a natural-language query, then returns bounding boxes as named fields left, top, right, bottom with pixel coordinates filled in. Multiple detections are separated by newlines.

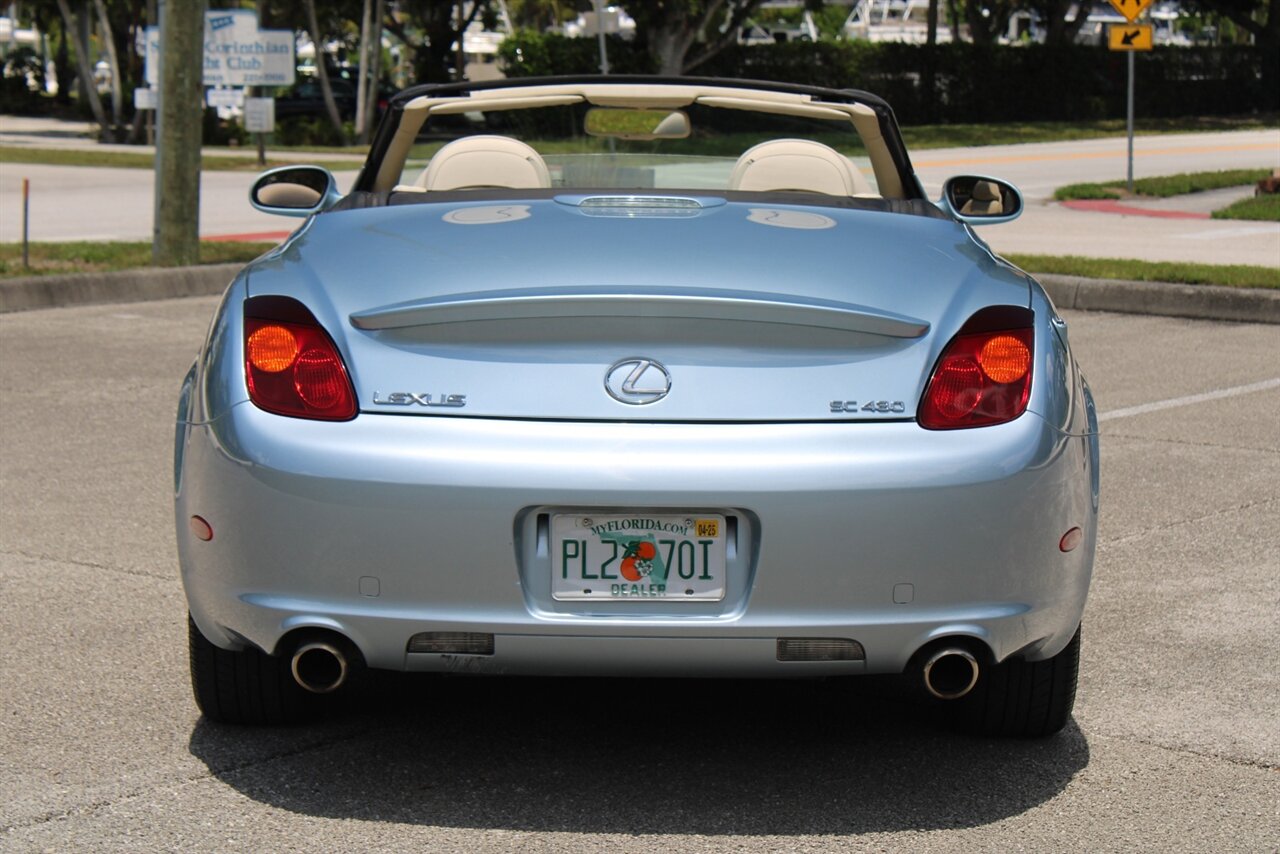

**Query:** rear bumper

left=177, top=404, right=1097, bottom=676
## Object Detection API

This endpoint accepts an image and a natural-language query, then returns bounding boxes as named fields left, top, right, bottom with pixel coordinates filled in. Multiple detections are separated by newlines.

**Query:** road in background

left=909, top=130, right=1280, bottom=267
left=1, top=129, right=1277, bottom=265
left=0, top=162, right=360, bottom=243
left=0, top=297, right=1276, bottom=850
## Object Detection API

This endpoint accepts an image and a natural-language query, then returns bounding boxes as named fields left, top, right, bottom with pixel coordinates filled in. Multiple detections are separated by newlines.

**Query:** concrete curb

left=1036, top=274, right=1280, bottom=325
left=0, top=263, right=241, bottom=313
left=0, top=264, right=1277, bottom=325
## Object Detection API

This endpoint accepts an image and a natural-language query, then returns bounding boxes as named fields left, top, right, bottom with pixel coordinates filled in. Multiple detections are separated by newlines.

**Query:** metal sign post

left=592, top=0, right=610, bottom=74
left=152, top=0, right=165, bottom=252
left=1107, top=0, right=1153, bottom=195
left=1126, top=51, right=1135, bottom=193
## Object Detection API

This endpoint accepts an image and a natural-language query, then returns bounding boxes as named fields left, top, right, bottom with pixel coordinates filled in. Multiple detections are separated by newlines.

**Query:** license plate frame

left=551, top=513, right=727, bottom=602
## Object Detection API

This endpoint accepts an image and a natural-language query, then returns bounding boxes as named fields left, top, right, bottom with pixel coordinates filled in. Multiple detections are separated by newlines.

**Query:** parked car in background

left=272, top=74, right=394, bottom=121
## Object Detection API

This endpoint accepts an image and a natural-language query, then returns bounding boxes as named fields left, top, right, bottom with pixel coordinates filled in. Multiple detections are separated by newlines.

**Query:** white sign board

left=134, top=87, right=157, bottom=110
left=244, top=97, right=276, bottom=133
left=205, top=88, right=245, bottom=108
left=146, top=10, right=296, bottom=88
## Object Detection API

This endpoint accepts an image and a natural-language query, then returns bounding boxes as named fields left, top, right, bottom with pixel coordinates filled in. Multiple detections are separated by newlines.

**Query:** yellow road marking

left=914, top=143, right=1278, bottom=169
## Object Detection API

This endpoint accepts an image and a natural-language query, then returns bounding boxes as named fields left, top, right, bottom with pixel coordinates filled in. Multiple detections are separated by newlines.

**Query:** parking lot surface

left=1, top=297, right=1277, bottom=851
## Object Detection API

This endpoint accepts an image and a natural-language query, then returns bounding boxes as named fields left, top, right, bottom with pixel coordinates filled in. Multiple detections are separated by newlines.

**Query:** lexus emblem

left=604, top=358, right=671, bottom=405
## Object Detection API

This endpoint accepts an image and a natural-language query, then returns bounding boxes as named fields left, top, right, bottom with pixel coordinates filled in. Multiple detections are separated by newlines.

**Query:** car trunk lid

left=246, top=196, right=1030, bottom=423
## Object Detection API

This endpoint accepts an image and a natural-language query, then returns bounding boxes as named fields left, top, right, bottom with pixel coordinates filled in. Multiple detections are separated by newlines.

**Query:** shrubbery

left=271, top=115, right=354, bottom=147
left=0, top=46, right=50, bottom=115
left=497, top=33, right=1278, bottom=124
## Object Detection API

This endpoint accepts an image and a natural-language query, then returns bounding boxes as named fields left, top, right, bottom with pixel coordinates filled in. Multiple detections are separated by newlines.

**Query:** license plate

left=551, top=514, right=727, bottom=601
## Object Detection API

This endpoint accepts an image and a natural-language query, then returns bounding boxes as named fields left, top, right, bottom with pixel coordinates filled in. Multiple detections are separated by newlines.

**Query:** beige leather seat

left=729, top=139, right=875, bottom=196
left=418, top=135, right=551, bottom=191
left=960, top=180, right=1004, bottom=215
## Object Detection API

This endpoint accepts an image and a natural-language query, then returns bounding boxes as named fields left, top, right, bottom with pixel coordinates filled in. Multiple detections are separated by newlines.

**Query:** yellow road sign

left=1107, top=0, right=1155, bottom=22
left=1109, top=23, right=1154, bottom=51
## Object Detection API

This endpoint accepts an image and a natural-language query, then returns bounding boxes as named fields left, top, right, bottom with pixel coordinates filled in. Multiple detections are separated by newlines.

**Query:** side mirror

left=939, top=175, right=1022, bottom=225
left=250, top=165, right=341, bottom=218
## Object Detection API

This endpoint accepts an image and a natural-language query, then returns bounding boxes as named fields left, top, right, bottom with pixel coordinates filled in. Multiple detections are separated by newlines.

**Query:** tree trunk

left=455, top=1, right=467, bottom=81
left=303, top=0, right=347, bottom=141
left=93, top=0, right=123, bottom=139
left=649, top=24, right=694, bottom=76
left=355, top=0, right=373, bottom=137
left=1040, top=0, right=1088, bottom=46
left=1216, top=0, right=1279, bottom=109
left=56, top=0, right=111, bottom=139
left=947, top=0, right=964, bottom=42
left=924, top=0, right=939, bottom=123
left=362, top=0, right=386, bottom=142
left=31, top=6, right=71, bottom=104
left=153, top=0, right=204, bottom=266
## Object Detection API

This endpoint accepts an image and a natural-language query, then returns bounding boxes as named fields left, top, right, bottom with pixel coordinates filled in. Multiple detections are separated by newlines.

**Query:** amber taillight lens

left=918, top=307, right=1033, bottom=430
left=244, top=297, right=356, bottom=421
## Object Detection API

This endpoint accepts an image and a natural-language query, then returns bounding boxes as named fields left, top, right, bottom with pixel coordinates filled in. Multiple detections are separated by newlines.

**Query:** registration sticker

left=551, top=514, right=727, bottom=602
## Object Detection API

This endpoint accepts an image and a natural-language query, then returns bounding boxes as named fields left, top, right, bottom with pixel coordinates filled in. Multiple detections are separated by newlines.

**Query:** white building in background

left=1005, top=1, right=1194, bottom=45
left=836, top=0, right=1193, bottom=44
left=560, top=6, right=637, bottom=39
left=842, top=0, right=955, bottom=44
left=738, top=10, right=820, bottom=45
left=1, top=16, right=35, bottom=51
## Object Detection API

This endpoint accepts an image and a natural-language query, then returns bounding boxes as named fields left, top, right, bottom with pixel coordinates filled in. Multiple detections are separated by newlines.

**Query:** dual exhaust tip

left=921, top=647, right=980, bottom=700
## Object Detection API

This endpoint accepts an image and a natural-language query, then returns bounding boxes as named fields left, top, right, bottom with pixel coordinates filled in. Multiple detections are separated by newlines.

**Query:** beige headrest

left=971, top=180, right=1002, bottom=202
left=729, top=138, right=873, bottom=196
left=419, top=135, right=551, bottom=191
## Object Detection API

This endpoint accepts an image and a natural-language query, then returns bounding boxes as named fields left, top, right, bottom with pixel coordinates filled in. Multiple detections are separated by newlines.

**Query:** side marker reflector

left=190, top=516, right=213, bottom=542
left=1059, top=527, right=1083, bottom=553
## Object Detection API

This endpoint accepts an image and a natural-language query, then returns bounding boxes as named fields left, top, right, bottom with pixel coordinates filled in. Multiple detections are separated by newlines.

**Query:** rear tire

left=954, top=624, right=1081, bottom=737
left=188, top=615, right=310, bottom=725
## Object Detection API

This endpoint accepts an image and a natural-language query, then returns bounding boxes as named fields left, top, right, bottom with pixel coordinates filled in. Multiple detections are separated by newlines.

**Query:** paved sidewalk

left=0, top=114, right=364, bottom=162
left=985, top=202, right=1280, bottom=268
left=1061, top=186, right=1261, bottom=220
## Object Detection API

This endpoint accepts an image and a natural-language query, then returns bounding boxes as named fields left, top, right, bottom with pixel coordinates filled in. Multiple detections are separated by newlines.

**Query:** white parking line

left=1099, top=378, right=1280, bottom=422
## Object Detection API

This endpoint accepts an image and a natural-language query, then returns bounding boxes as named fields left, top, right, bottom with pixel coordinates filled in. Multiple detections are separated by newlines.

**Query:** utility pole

left=153, top=0, right=204, bottom=267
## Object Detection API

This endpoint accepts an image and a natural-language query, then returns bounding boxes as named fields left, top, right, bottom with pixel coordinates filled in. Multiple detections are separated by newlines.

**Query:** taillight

left=919, top=306, right=1033, bottom=430
left=244, top=296, right=356, bottom=421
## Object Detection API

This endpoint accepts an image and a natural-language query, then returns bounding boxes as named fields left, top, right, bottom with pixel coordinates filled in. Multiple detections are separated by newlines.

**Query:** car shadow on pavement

left=188, top=672, right=1088, bottom=835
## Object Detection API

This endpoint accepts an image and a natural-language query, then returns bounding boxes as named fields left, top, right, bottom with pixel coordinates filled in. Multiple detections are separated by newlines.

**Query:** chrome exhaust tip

left=291, top=641, right=349, bottom=694
left=922, top=647, right=980, bottom=700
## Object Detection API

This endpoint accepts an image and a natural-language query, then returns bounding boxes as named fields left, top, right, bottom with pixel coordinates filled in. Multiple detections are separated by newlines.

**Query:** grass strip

left=0, top=240, right=275, bottom=277
left=901, top=115, right=1278, bottom=150
left=1211, top=193, right=1280, bottom=221
left=1054, top=169, right=1273, bottom=201
left=1007, top=253, right=1280, bottom=290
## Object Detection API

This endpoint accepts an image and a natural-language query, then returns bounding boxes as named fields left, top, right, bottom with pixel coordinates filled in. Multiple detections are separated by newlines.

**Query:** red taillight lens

left=244, top=298, right=356, bottom=421
left=919, top=308, right=1033, bottom=430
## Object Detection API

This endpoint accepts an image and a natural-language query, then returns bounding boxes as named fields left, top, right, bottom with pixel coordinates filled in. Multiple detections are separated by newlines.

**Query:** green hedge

left=497, top=33, right=1278, bottom=123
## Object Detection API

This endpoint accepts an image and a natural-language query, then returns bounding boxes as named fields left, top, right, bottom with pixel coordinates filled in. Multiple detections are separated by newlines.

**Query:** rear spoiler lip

left=349, top=286, right=931, bottom=339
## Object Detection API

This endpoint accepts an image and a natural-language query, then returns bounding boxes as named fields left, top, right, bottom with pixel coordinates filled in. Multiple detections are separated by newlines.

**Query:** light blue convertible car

left=176, top=76, right=1099, bottom=735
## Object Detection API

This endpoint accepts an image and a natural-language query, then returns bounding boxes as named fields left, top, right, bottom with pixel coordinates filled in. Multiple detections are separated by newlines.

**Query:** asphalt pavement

left=0, top=297, right=1276, bottom=851
left=0, top=114, right=1278, bottom=850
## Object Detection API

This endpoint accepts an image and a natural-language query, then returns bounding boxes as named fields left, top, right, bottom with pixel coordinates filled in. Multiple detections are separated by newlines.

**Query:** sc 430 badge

left=830, top=400, right=906, bottom=414
left=373, top=392, right=467, bottom=408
